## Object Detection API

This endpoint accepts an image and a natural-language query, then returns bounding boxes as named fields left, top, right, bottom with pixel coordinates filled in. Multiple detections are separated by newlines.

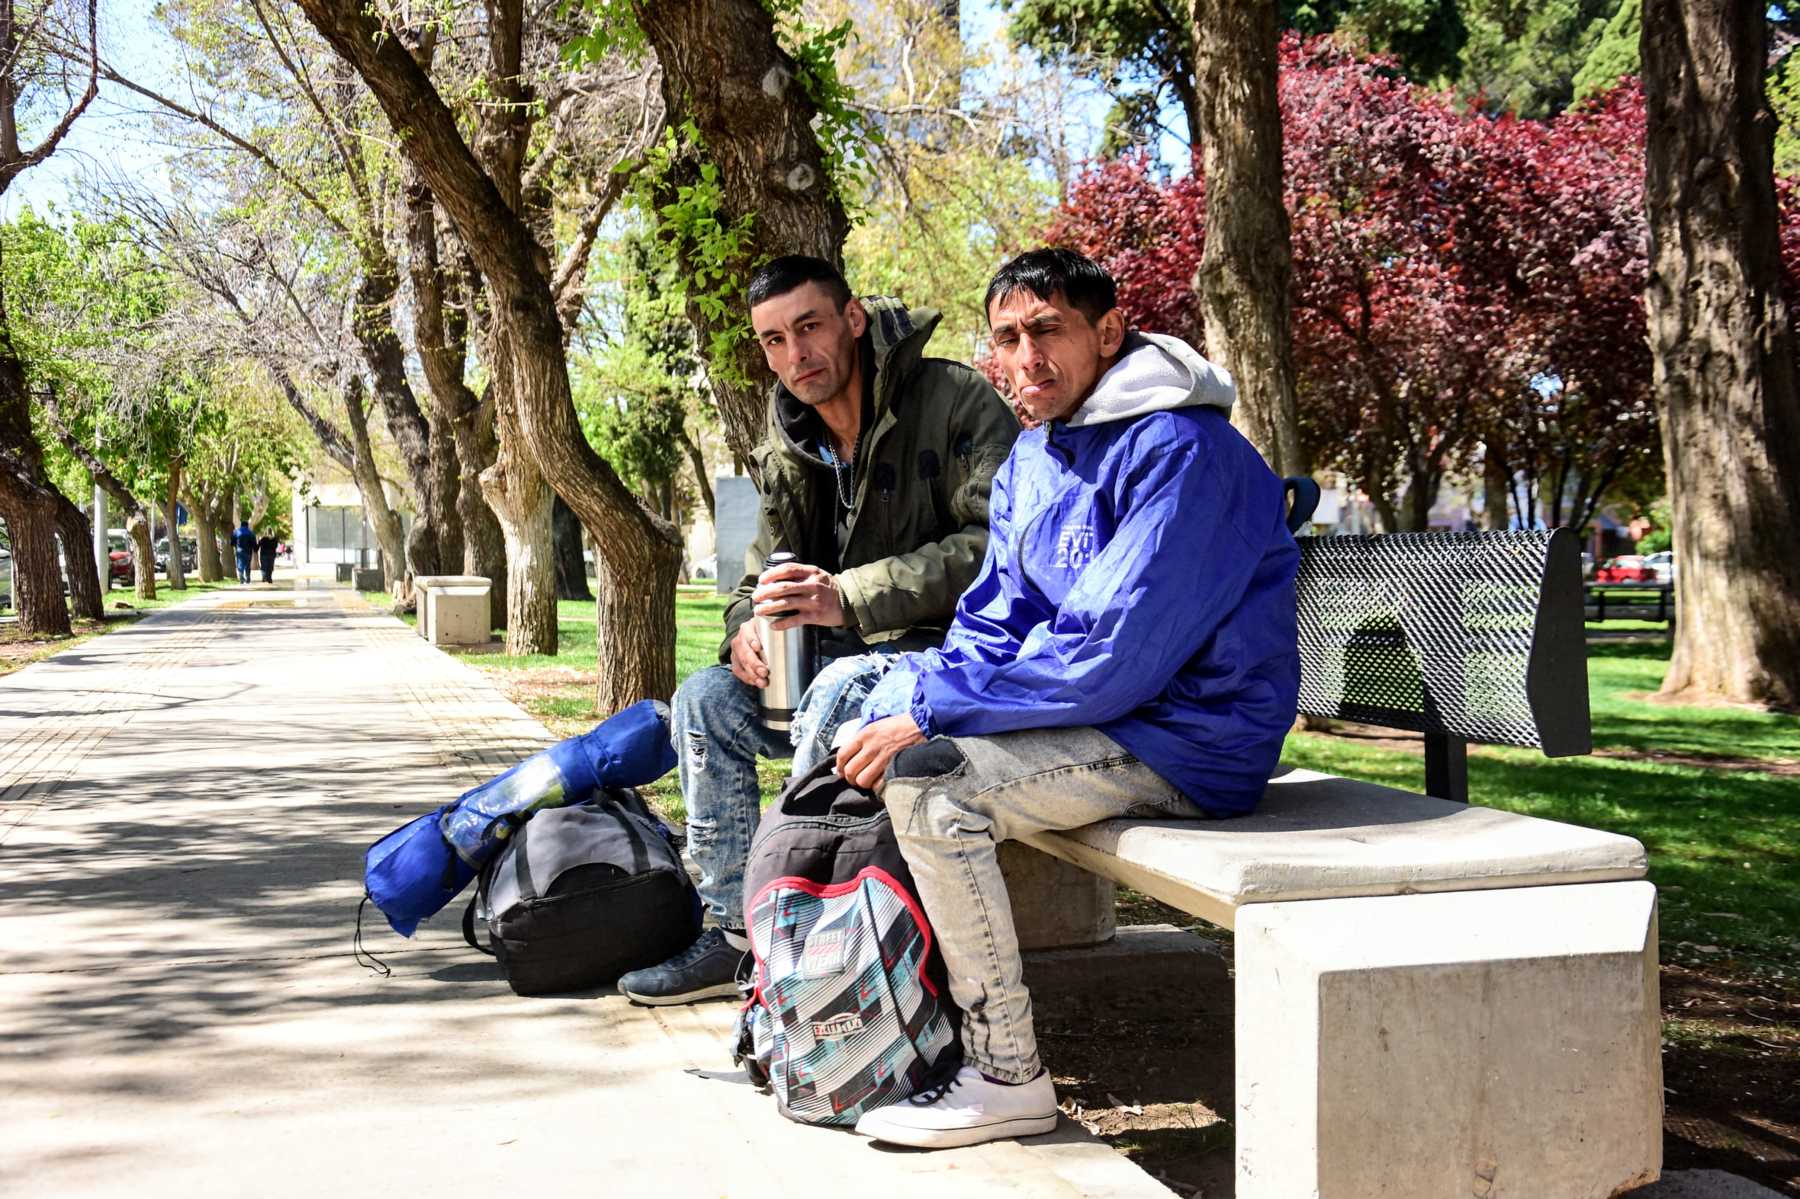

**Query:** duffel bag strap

left=461, top=858, right=500, bottom=956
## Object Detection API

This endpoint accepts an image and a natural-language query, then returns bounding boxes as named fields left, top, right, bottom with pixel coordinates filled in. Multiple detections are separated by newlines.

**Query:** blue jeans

left=235, top=551, right=252, bottom=583
left=673, top=650, right=899, bottom=925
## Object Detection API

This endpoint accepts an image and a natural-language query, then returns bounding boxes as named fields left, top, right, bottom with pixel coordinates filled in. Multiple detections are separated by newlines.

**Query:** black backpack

left=732, top=760, right=960, bottom=1125
left=463, top=788, right=700, bottom=997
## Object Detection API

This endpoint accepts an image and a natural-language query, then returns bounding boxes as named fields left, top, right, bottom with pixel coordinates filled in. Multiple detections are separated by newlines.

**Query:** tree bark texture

left=162, top=463, right=186, bottom=590
left=1189, top=0, right=1307, bottom=477
left=481, top=368, right=558, bottom=655
left=404, top=175, right=506, bottom=628
left=553, top=493, right=593, bottom=601
left=632, top=0, right=850, bottom=469
left=297, top=0, right=683, bottom=702
left=0, top=353, right=71, bottom=635
left=354, top=263, right=445, bottom=576
left=189, top=494, right=223, bottom=582
left=1643, top=0, right=1800, bottom=708
left=1482, top=443, right=1510, bottom=531
left=430, top=403, right=463, bottom=572
left=343, top=374, right=406, bottom=587
left=53, top=490, right=103, bottom=620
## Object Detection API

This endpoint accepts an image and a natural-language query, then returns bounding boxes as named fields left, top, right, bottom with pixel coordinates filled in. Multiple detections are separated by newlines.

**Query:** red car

left=1594, top=555, right=1655, bottom=584
left=109, top=548, right=134, bottom=584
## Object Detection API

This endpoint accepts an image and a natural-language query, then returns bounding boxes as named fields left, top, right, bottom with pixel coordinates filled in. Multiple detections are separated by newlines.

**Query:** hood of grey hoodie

left=1064, top=331, right=1235, bottom=428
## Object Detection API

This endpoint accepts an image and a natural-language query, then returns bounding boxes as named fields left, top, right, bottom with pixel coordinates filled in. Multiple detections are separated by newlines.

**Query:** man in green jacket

left=619, top=255, right=1017, bottom=1006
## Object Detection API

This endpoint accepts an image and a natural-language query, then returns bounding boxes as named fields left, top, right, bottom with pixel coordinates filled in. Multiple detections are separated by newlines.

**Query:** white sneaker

left=854, top=1065, right=1059, bottom=1149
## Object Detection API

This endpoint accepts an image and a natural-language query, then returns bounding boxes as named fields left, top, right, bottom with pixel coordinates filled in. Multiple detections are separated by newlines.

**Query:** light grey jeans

left=877, top=726, right=1193, bottom=1084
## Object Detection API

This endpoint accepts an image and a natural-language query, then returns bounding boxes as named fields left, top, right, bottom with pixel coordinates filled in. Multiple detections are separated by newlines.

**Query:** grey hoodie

left=1065, top=331, right=1236, bottom=428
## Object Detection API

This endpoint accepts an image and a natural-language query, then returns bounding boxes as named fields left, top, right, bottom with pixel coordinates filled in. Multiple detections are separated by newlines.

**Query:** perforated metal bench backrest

left=1294, top=529, right=1591, bottom=757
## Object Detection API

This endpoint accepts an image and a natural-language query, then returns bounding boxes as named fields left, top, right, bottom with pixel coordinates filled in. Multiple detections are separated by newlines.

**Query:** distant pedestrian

left=232, top=521, right=256, bottom=584
left=257, top=534, right=278, bottom=584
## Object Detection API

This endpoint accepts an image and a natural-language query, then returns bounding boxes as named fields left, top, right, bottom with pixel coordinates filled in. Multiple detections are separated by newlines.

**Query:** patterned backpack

left=732, top=760, right=959, bottom=1125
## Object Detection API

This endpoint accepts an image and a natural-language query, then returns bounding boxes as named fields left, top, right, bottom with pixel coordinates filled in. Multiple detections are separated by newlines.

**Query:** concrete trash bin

left=427, top=582, right=492, bottom=647
left=411, top=575, right=490, bottom=642
left=334, top=563, right=354, bottom=583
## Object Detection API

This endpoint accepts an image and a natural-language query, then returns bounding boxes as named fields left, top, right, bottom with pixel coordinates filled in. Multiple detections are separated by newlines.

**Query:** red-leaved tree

left=1048, top=37, right=1669, bottom=533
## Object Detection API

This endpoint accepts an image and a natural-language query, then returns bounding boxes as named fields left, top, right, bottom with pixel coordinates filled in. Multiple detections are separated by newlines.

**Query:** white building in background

left=290, top=472, right=408, bottom=573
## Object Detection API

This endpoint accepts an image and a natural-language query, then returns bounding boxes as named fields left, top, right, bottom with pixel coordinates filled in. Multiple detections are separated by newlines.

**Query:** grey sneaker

left=618, top=928, right=745, bottom=1006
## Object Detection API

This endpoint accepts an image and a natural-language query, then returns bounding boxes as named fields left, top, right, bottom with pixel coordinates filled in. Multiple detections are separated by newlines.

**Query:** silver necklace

left=821, top=436, right=858, bottom=510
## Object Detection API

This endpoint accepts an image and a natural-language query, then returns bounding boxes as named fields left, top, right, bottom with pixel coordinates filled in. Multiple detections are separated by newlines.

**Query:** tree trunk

left=161, top=467, right=186, bottom=590
left=126, top=510, right=156, bottom=600
left=553, top=493, right=593, bottom=601
left=629, top=0, right=851, bottom=469
left=594, top=520, right=683, bottom=716
left=354, top=263, right=443, bottom=576
left=1482, top=441, right=1510, bottom=531
left=481, top=381, right=557, bottom=655
left=298, top=0, right=684, bottom=701
left=54, top=490, right=104, bottom=620
left=0, top=354, right=72, bottom=636
left=342, top=376, right=406, bottom=588
left=1643, top=0, right=1800, bottom=709
left=403, top=173, right=506, bottom=626
left=679, top=428, right=716, bottom=524
left=190, top=495, right=224, bottom=582
left=429, top=394, right=463, bottom=575
left=1189, top=0, right=1306, bottom=477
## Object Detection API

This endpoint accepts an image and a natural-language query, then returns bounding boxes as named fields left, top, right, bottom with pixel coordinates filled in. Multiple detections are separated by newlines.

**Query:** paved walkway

left=0, top=586, right=1170, bottom=1198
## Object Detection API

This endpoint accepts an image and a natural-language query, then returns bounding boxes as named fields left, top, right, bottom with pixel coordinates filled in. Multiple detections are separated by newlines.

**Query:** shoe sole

left=858, top=1113, right=1059, bottom=1150
left=619, top=980, right=740, bottom=1006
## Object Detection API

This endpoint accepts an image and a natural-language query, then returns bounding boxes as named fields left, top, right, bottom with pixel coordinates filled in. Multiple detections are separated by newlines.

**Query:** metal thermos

left=755, top=551, right=818, bottom=732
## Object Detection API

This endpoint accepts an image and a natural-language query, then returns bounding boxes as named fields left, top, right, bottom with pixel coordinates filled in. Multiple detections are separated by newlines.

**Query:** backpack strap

left=461, top=857, right=500, bottom=956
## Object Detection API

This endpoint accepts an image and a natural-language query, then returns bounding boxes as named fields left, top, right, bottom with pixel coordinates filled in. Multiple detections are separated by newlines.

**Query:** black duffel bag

left=463, top=788, right=700, bottom=996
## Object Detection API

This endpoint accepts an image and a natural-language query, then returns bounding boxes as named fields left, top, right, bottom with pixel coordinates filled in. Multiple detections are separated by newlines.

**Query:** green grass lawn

left=451, top=591, right=1799, bottom=978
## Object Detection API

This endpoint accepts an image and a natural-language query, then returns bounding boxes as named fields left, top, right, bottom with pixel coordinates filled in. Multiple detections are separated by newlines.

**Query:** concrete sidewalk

left=0, top=588, right=1170, bottom=1198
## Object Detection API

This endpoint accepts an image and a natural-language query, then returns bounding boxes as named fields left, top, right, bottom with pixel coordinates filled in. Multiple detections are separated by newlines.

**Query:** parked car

left=106, top=533, right=134, bottom=585
left=1640, top=550, right=1676, bottom=583
left=155, top=537, right=197, bottom=574
left=1594, top=555, right=1656, bottom=584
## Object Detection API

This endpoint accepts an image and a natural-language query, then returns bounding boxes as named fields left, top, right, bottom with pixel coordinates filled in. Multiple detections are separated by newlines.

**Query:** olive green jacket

left=720, top=298, right=1018, bottom=660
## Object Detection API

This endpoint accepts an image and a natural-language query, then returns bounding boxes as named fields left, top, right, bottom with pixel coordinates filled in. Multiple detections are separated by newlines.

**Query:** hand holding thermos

left=730, top=552, right=842, bottom=730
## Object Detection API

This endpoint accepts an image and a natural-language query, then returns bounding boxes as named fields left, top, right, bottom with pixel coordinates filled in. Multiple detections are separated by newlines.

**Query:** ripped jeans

left=878, top=726, right=1196, bottom=1084
left=672, top=651, right=899, bottom=925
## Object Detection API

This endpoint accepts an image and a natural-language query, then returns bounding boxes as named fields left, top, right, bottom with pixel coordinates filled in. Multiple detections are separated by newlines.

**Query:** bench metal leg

left=1233, top=881, right=1662, bottom=1198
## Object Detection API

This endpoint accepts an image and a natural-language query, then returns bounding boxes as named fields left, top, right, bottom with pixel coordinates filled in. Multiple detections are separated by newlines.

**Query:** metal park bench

left=1003, top=526, right=1661, bottom=1198
left=1587, top=581, right=1676, bottom=625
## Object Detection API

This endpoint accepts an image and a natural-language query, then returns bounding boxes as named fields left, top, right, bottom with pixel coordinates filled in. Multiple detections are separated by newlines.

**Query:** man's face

left=750, top=282, right=867, bottom=408
left=987, top=288, right=1124, bottom=425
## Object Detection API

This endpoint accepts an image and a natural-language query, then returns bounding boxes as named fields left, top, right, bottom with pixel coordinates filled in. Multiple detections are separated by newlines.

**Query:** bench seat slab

left=1022, top=769, right=1648, bottom=928
left=1234, top=880, right=1662, bottom=1198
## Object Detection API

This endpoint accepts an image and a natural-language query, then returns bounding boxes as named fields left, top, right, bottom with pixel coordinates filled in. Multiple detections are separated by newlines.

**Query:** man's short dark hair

left=747, top=255, right=852, bottom=310
left=984, top=248, right=1118, bottom=326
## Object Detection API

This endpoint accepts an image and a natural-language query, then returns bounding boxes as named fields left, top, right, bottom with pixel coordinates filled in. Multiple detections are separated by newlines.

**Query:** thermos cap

left=764, top=551, right=799, bottom=570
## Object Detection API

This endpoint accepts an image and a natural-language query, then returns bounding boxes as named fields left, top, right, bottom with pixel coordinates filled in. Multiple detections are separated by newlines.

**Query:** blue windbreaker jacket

left=861, top=332, right=1299, bottom=815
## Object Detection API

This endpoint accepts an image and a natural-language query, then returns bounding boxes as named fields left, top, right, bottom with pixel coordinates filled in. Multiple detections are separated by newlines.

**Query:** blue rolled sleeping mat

left=363, top=699, right=677, bottom=937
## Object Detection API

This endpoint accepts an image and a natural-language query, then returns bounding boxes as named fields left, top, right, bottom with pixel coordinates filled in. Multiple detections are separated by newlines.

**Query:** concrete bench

left=1007, top=529, right=1661, bottom=1198
left=412, top=575, right=492, bottom=647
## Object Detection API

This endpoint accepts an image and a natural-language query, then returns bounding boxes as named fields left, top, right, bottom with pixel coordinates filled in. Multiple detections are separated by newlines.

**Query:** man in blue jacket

left=837, top=249, right=1300, bottom=1150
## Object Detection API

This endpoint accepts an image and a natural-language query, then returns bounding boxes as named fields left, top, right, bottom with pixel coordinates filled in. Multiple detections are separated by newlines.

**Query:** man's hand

left=753, top=561, right=847, bottom=630
left=728, top=621, right=769, bottom=688
left=835, top=714, right=926, bottom=790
